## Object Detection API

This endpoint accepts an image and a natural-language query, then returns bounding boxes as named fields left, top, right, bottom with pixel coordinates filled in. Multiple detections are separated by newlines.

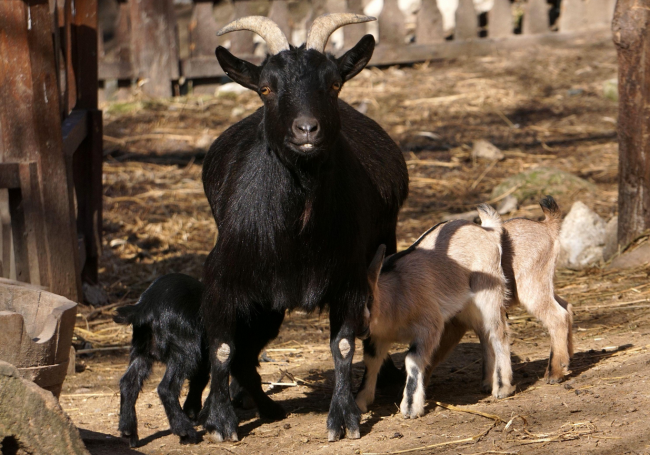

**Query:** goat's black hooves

left=259, top=401, right=287, bottom=421
left=179, top=431, right=201, bottom=445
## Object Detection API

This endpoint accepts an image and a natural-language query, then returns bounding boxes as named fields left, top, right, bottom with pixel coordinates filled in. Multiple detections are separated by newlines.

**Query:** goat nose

left=293, top=117, right=319, bottom=136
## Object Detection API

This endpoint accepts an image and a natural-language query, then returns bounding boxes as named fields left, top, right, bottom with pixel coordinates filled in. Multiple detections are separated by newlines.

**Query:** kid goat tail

left=539, top=195, right=562, bottom=235
left=477, top=203, right=503, bottom=242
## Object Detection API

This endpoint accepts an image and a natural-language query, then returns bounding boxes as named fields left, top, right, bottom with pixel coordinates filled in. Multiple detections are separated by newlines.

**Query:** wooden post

left=455, top=0, right=478, bottom=40
left=0, top=1, right=82, bottom=302
left=523, top=0, right=548, bottom=35
left=190, top=1, right=220, bottom=58
left=268, top=0, right=291, bottom=46
left=489, top=0, right=512, bottom=38
left=230, top=0, right=257, bottom=54
left=379, top=0, right=405, bottom=45
left=129, top=0, right=178, bottom=98
left=416, top=0, right=444, bottom=44
left=71, top=0, right=102, bottom=284
left=344, top=0, right=367, bottom=47
left=612, top=0, right=650, bottom=247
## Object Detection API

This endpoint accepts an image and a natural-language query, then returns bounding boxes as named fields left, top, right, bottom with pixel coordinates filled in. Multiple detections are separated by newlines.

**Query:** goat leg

left=158, top=363, right=200, bottom=444
left=183, top=362, right=210, bottom=423
left=356, top=338, right=391, bottom=413
left=327, top=312, right=361, bottom=442
left=118, top=354, right=152, bottom=448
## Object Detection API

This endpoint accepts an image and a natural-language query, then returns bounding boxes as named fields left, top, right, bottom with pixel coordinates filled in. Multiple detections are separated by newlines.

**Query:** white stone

left=558, top=201, right=606, bottom=269
left=472, top=139, right=504, bottom=161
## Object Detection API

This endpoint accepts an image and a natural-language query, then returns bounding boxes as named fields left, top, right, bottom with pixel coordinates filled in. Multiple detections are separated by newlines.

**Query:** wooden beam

left=180, top=28, right=613, bottom=80
left=99, top=60, right=133, bottom=80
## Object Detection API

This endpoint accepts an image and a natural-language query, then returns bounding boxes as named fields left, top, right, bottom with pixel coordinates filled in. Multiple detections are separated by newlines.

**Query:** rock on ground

left=558, top=201, right=607, bottom=269
left=0, top=361, right=89, bottom=455
left=472, top=139, right=504, bottom=161
left=608, top=242, right=650, bottom=269
left=491, top=167, right=596, bottom=207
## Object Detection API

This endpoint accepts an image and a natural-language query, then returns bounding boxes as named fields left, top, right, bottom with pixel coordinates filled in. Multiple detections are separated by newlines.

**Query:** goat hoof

left=327, top=394, right=360, bottom=443
left=259, top=401, right=287, bottom=421
left=480, top=384, right=492, bottom=394
left=203, top=403, right=239, bottom=443
left=493, top=384, right=516, bottom=398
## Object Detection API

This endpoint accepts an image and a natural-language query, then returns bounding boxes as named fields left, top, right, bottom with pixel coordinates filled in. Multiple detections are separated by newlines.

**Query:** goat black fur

left=200, top=35, right=409, bottom=442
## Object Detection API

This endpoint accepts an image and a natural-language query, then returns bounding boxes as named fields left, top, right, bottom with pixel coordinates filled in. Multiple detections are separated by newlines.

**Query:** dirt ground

left=64, top=34, right=650, bottom=454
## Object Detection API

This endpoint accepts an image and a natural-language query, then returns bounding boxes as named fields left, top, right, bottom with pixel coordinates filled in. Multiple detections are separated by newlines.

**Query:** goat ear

left=368, top=244, right=386, bottom=286
left=215, top=46, right=261, bottom=91
left=336, top=34, right=375, bottom=82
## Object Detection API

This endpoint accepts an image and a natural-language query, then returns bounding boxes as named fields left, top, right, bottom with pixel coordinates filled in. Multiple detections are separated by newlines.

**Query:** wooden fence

left=99, top=0, right=616, bottom=98
left=0, top=0, right=103, bottom=303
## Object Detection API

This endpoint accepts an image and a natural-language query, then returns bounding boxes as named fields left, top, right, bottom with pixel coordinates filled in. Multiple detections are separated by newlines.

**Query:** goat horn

left=217, top=16, right=290, bottom=55
left=305, top=13, right=376, bottom=52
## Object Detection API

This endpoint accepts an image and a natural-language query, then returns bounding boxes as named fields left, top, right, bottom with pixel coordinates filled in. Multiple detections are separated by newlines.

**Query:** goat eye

left=260, top=86, right=271, bottom=96
left=332, top=82, right=341, bottom=92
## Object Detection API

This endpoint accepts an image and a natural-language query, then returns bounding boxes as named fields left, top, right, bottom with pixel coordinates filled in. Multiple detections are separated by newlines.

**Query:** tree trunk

left=612, top=0, right=650, bottom=247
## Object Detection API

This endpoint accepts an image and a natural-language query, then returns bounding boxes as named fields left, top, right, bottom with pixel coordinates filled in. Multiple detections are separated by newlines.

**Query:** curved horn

left=305, top=13, right=376, bottom=52
left=217, top=16, right=290, bottom=55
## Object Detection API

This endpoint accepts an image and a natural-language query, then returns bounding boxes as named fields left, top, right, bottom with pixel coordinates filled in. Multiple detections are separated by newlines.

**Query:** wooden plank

left=61, top=110, right=88, bottom=158
left=268, top=0, right=291, bottom=45
left=489, top=0, right=512, bottom=38
left=189, top=2, right=220, bottom=58
left=344, top=0, right=367, bottom=48
left=0, top=0, right=82, bottom=302
left=455, top=0, right=478, bottom=40
left=612, top=0, right=650, bottom=247
left=8, top=187, right=29, bottom=283
left=0, top=190, right=10, bottom=279
left=379, top=0, right=405, bottom=45
left=0, top=164, right=22, bottom=190
left=559, top=0, right=587, bottom=33
left=416, top=0, right=444, bottom=44
left=230, top=0, right=257, bottom=55
left=98, top=59, right=133, bottom=80
left=73, top=0, right=98, bottom=108
left=19, top=162, right=49, bottom=287
left=129, top=0, right=178, bottom=97
left=182, top=28, right=613, bottom=79
left=182, top=55, right=264, bottom=79
left=72, top=109, right=102, bottom=284
left=523, top=0, right=549, bottom=35
left=369, top=28, right=613, bottom=65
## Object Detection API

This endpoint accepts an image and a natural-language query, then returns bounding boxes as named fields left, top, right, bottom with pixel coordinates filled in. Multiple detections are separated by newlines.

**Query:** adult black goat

left=200, top=14, right=409, bottom=443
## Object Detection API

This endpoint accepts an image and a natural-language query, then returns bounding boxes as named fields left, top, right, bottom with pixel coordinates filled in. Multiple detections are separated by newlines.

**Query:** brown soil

left=65, top=36, right=650, bottom=455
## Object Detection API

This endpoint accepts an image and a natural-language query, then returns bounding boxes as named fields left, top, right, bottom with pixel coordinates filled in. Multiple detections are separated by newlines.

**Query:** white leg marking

left=338, top=338, right=351, bottom=358
left=400, top=355, right=426, bottom=418
left=216, top=343, right=231, bottom=363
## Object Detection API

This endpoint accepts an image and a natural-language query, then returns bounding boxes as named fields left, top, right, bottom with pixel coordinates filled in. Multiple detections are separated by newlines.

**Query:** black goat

left=114, top=273, right=209, bottom=447
left=200, top=14, right=409, bottom=443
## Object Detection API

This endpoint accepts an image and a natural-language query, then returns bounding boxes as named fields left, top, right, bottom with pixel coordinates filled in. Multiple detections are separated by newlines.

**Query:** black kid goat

left=200, top=14, right=409, bottom=442
left=114, top=274, right=209, bottom=447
